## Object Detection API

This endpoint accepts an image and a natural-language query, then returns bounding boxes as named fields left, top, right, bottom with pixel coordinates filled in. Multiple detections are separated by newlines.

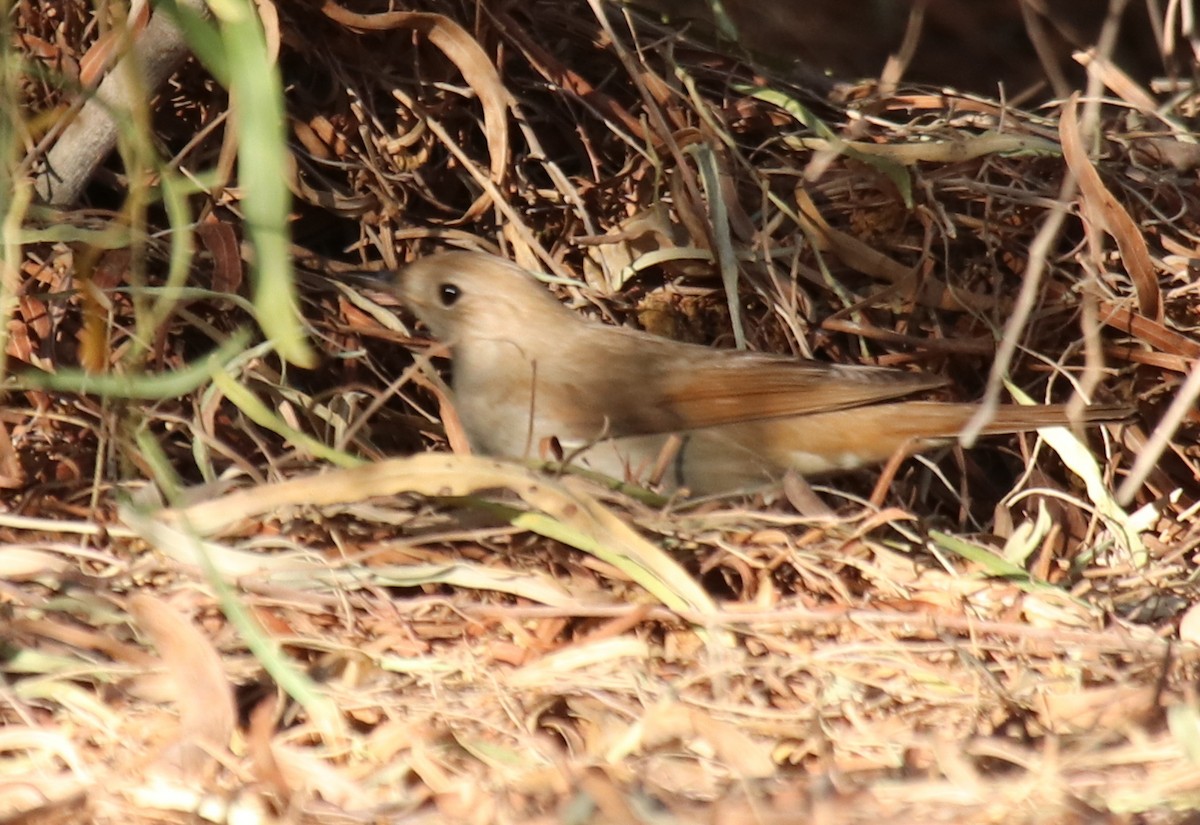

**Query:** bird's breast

left=451, top=343, right=605, bottom=459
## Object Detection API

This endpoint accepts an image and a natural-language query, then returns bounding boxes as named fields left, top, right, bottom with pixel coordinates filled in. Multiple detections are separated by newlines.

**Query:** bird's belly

left=570, top=422, right=881, bottom=494
left=565, top=431, right=788, bottom=494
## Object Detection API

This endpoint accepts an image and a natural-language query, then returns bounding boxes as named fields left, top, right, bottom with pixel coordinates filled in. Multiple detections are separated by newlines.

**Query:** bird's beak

left=337, top=268, right=396, bottom=290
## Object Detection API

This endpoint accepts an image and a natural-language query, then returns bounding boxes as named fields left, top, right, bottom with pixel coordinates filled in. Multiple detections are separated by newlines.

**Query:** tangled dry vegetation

left=4, top=1, right=1200, bottom=822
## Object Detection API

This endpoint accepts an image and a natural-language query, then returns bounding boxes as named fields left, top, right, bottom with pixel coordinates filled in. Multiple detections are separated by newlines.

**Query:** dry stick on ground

left=1117, top=359, right=1200, bottom=505
left=959, top=154, right=1075, bottom=446
left=964, top=0, right=1133, bottom=444
left=31, top=0, right=210, bottom=205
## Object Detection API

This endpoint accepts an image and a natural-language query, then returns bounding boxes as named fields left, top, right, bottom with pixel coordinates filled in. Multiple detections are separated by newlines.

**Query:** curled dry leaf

left=0, top=547, right=69, bottom=579
left=1060, top=94, right=1162, bottom=321
left=197, top=218, right=244, bottom=295
left=1178, top=601, right=1200, bottom=646
left=321, top=2, right=511, bottom=194
left=128, top=594, right=237, bottom=778
left=253, top=0, right=282, bottom=63
left=1034, top=683, right=1160, bottom=734
left=0, top=420, right=25, bottom=489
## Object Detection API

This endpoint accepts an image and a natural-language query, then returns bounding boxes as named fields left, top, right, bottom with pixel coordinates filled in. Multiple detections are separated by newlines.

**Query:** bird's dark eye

left=437, top=283, right=460, bottom=307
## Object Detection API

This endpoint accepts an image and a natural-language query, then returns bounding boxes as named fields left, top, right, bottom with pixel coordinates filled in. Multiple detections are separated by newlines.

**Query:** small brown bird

left=386, top=250, right=1125, bottom=494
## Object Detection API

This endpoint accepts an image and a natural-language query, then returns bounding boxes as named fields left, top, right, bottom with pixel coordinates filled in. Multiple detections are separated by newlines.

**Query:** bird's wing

left=565, top=342, right=948, bottom=437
